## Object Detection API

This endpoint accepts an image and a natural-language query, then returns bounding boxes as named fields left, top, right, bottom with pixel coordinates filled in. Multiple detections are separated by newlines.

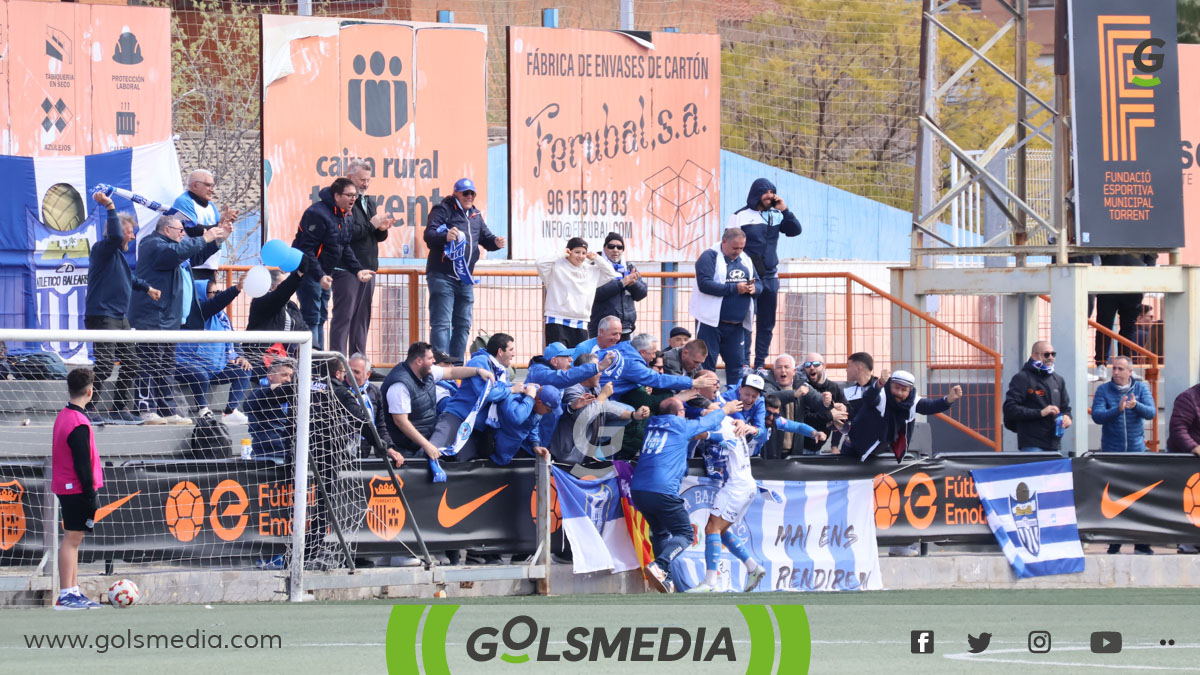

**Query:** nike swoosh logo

left=1100, top=481, right=1162, bottom=519
left=438, top=485, right=507, bottom=528
left=94, top=491, right=141, bottom=523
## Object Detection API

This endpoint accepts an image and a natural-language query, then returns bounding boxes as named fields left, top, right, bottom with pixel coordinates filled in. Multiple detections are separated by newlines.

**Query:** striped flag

left=0, top=139, right=182, bottom=358
left=613, top=460, right=655, bottom=569
left=550, top=466, right=639, bottom=574
left=971, top=458, right=1086, bottom=578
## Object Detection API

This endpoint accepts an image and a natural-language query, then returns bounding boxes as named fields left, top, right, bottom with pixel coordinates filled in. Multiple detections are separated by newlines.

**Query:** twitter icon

left=968, top=633, right=992, bottom=653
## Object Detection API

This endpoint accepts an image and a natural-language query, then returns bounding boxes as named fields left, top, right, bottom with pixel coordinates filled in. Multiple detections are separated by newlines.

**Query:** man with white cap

left=840, top=370, right=962, bottom=463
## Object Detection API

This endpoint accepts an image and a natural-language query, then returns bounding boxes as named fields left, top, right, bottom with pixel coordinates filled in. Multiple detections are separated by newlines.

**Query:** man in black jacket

left=761, top=354, right=827, bottom=458
left=588, top=232, right=647, bottom=340
left=842, top=371, right=961, bottom=462
left=423, top=177, right=506, bottom=363
left=801, top=352, right=847, bottom=453
left=244, top=262, right=313, bottom=377
left=1003, top=341, right=1073, bottom=453
left=329, top=160, right=394, bottom=357
left=292, top=177, right=375, bottom=350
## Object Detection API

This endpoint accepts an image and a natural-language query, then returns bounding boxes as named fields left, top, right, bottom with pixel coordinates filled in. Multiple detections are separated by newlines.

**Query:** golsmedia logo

left=386, top=603, right=810, bottom=673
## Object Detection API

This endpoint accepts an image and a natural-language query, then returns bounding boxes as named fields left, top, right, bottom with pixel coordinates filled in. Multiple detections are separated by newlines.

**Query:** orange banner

left=261, top=15, right=488, bottom=259
left=0, top=0, right=170, bottom=155
left=507, top=28, right=721, bottom=261
left=1180, top=44, right=1200, bottom=264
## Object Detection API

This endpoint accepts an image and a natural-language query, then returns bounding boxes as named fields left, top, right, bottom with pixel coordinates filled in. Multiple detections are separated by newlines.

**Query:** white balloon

left=244, top=265, right=272, bottom=298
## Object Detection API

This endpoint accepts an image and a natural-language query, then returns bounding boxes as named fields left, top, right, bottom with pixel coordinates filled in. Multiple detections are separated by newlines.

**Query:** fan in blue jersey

left=631, top=397, right=742, bottom=593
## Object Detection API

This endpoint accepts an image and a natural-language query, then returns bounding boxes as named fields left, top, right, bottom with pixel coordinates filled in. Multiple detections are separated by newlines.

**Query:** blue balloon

left=279, top=247, right=303, bottom=273
left=261, top=239, right=289, bottom=267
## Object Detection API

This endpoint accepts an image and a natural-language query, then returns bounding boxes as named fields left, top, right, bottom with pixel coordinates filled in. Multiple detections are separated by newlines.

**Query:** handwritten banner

left=261, top=15, right=487, bottom=258
left=507, top=27, right=721, bottom=261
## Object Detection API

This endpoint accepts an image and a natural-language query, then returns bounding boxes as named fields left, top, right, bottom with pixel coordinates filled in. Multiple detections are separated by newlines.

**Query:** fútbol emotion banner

left=508, top=28, right=721, bottom=261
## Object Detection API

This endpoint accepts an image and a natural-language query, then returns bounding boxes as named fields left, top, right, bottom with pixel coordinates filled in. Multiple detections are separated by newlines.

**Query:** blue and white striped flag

left=0, top=139, right=182, bottom=358
left=551, top=466, right=639, bottom=574
left=971, top=458, right=1085, bottom=578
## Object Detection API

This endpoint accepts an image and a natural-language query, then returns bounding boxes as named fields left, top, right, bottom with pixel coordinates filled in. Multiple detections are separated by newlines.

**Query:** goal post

left=0, top=327, right=324, bottom=605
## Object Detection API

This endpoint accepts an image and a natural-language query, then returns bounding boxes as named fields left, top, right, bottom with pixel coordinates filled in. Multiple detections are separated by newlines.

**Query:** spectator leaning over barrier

left=537, top=237, right=620, bottom=348
left=802, top=352, right=848, bottom=453
left=761, top=354, right=827, bottom=458
left=84, top=191, right=159, bottom=426
left=427, top=333, right=514, bottom=464
left=291, top=176, right=374, bottom=351
left=691, top=226, right=760, bottom=383
left=663, top=339, right=708, bottom=379
left=550, top=353, right=651, bottom=464
left=172, top=169, right=237, bottom=281
left=244, top=263, right=313, bottom=377
left=598, top=332, right=718, bottom=400
left=175, top=279, right=250, bottom=424
left=242, top=357, right=297, bottom=459
left=571, top=314, right=623, bottom=360
left=380, top=341, right=494, bottom=473
left=424, top=177, right=506, bottom=364
left=726, top=178, right=803, bottom=373
left=1092, top=355, right=1156, bottom=554
left=129, top=213, right=230, bottom=425
left=668, top=326, right=692, bottom=350
left=491, top=382, right=563, bottom=465
left=840, top=370, right=962, bottom=462
left=1003, top=341, right=1073, bottom=453
left=330, top=159, right=394, bottom=358
left=588, top=232, right=647, bottom=340
left=527, top=341, right=613, bottom=390
left=618, top=352, right=678, bottom=460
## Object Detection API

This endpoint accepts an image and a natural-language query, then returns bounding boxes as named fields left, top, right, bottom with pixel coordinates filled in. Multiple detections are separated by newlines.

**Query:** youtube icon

left=1091, top=632, right=1122, bottom=654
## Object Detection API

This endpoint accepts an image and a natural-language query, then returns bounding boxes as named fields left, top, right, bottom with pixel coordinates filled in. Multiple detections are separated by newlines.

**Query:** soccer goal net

left=0, top=328, right=371, bottom=606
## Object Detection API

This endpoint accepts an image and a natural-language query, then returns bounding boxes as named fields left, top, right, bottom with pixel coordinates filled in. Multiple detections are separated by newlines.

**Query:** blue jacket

left=441, top=349, right=509, bottom=421
left=86, top=209, right=150, bottom=319
left=526, top=355, right=598, bottom=389
left=596, top=341, right=692, bottom=398
left=423, top=195, right=500, bottom=277
left=718, top=384, right=767, bottom=453
left=177, top=280, right=241, bottom=373
left=291, top=187, right=362, bottom=279
left=729, top=178, right=802, bottom=278
left=491, top=392, right=562, bottom=465
left=631, top=410, right=726, bottom=495
left=127, top=231, right=219, bottom=330
left=572, top=338, right=598, bottom=360
left=1091, top=380, right=1156, bottom=452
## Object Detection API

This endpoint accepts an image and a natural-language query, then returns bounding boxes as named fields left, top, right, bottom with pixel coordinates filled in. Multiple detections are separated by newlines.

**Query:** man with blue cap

left=424, top=177, right=506, bottom=364
left=527, top=342, right=614, bottom=389
left=491, top=382, right=563, bottom=465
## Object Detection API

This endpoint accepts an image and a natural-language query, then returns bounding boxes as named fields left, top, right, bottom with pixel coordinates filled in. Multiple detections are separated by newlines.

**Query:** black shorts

left=57, top=493, right=95, bottom=532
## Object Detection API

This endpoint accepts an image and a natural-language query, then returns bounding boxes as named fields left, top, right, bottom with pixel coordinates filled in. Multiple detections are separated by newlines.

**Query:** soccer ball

left=873, top=473, right=901, bottom=529
left=108, top=579, right=140, bottom=608
left=1184, top=473, right=1200, bottom=528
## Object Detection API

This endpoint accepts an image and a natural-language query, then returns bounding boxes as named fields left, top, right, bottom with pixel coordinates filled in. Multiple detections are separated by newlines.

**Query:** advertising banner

left=0, top=0, right=171, bottom=155
left=507, top=27, right=721, bottom=261
left=261, top=15, right=487, bottom=259
left=1178, top=44, right=1200, bottom=263
left=1068, top=0, right=1184, bottom=247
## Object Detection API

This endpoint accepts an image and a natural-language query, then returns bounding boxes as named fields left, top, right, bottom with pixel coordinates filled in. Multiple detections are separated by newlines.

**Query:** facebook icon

left=911, top=630, right=935, bottom=654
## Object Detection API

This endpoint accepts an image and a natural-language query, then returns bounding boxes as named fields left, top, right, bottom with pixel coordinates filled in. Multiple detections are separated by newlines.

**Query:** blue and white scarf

left=440, top=354, right=507, bottom=456
left=435, top=224, right=478, bottom=286
left=611, top=258, right=628, bottom=278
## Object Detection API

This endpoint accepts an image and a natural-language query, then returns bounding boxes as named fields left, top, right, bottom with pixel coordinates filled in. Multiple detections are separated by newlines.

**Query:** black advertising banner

left=3, top=455, right=1199, bottom=565
left=1069, top=0, right=1184, bottom=247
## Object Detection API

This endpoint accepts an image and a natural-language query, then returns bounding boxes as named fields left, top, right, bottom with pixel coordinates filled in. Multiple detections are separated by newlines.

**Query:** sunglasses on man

left=605, top=243, right=624, bottom=251
left=803, top=361, right=823, bottom=368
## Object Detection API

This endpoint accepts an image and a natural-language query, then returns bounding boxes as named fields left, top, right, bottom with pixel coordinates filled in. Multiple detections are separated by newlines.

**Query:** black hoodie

left=1003, top=359, right=1071, bottom=451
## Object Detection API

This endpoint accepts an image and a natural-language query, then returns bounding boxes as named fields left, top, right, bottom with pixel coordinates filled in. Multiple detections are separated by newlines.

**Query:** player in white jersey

left=689, top=404, right=767, bottom=593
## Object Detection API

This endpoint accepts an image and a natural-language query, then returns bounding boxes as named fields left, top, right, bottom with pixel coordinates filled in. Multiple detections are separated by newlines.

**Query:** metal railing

left=216, top=266, right=1004, bottom=449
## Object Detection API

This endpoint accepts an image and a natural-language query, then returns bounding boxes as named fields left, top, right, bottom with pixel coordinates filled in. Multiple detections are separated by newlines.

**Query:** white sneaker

left=1087, top=372, right=1100, bottom=382
left=197, top=407, right=213, bottom=418
left=222, top=409, right=249, bottom=425
left=140, top=412, right=167, bottom=425
left=744, top=565, right=767, bottom=592
left=686, top=580, right=719, bottom=593
left=644, top=562, right=672, bottom=593
left=889, top=543, right=920, bottom=557
left=162, top=415, right=193, bottom=425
